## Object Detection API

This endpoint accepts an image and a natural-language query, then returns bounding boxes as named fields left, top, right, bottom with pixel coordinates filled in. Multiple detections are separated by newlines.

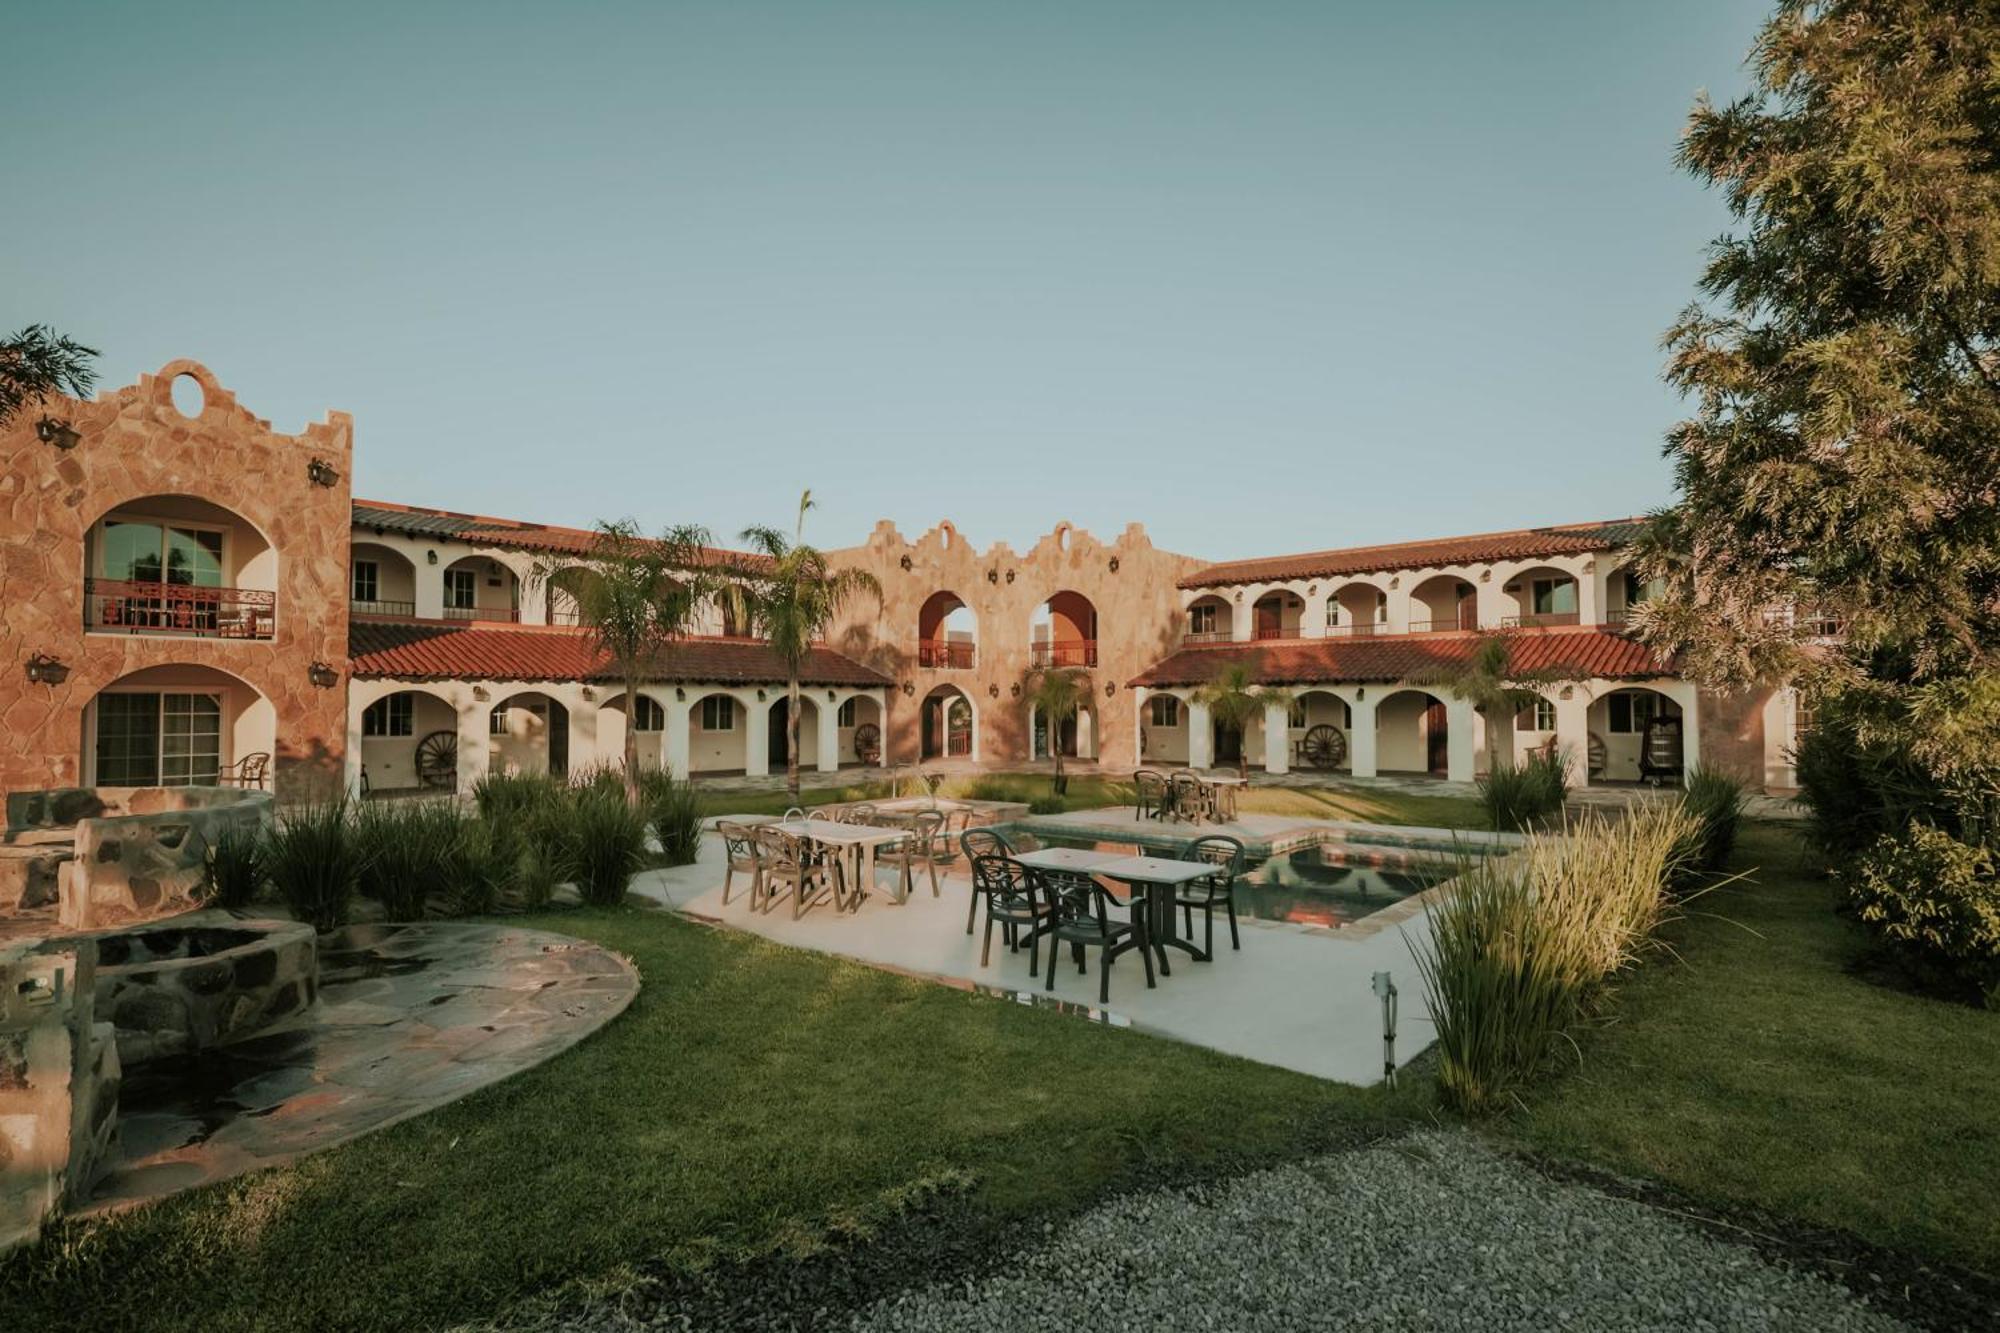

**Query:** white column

left=1230, top=593, right=1253, bottom=642
left=1554, top=690, right=1592, bottom=789
left=1132, top=688, right=1148, bottom=767
left=1301, top=591, right=1329, bottom=638
left=665, top=699, right=692, bottom=779
left=1188, top=701, right=1213, bottom=769
left=816, top=695, right=840, bottom=772
left=1445, top=696, right=1477, bottom=783
left=745, top=696, right=771, bottom=778
left=564, top=687, right=599, bottom=773
left=877, top=689, right=892, bottom=766
left=1475, top=575, right=1511, bottom=631
left=1386, top=583, right=1412, bottom=635
left=1263, top=701, right=1290, bottom=775
left=1348, top=692, right=1379, bottom=777
left=416, top=564, right=445, bottom=619
left=1578, top=562, right=1602, bottom=628
left=455, top=692, right=492, bottom=791
left=343, top=700, right=365, bottom=798
left=1664, top=679, right=1701, bottom=781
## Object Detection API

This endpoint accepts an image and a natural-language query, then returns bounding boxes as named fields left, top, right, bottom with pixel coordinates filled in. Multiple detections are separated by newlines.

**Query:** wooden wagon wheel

left=853, top=722, right=882, bottom=765
left=1300, top=724, right=1347, bottom=769
left=414, top=730, right=458, bottom=788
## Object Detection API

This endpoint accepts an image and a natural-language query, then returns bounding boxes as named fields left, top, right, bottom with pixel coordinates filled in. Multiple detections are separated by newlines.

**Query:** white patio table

left=777, top=817, right=912, bottom=909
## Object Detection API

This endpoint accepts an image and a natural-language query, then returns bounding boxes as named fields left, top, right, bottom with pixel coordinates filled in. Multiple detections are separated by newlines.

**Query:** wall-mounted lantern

left=34, top=417, right=80, bottom=450
left=899, top=554, right=913, bottom=572
left=1005, top=568, right=1015, bottom=584
left=426, top=549, right=439, bottom=566
left=1108, top=556, right=1120, bottom=573
left=1104, top=682, right=1116, bottom=697
left=901, top=680, right=915, bottom=696
left=1355, top=686, right=1366, bottom=701
left=308, top=661, right=340, bottom=689
left=987, top=683, right=999, bottom=698
left=580, top=686, right=595, bottom=702
left=306, top=457, right=341, bottom=488
left=1010, top=682, right=1021, bottom=698
left=826, top=689, right=836, bottom=702
left=757, top=688, right=767, bottom=702
left=1479, top=569, right=1492, bottom=583
left=675, top=686, right=686, bottom=701
left=1560, top=685, right=1575, bottom=700
left=986, top=568, right=998, bottom=584
left=473, top=685, right=491, bottom=702
left=24, top=653, right=69, bottom=685
left=1389, top=577, right=1400, bottom=590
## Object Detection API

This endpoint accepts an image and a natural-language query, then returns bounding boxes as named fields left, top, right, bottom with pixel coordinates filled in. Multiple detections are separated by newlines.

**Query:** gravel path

left=847, top=1131, right=1908, bottom=1333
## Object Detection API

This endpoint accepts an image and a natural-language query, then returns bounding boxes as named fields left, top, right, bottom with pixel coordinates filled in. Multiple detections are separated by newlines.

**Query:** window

left=1793, top=691, right=1817, bottom=742
left=1189, top=604, right=1218, bottom=636
left=1623, top=571, right=1665, bottom=606
left=99, top=517, right=225, bottom=587
left=362, top=694, right=413, bottom=737
left=837, top=698, right=857, bottom=727
left=1607, top=691, right=1665, bottom=734
left=445, top=569, right=477, bottom=610
left=94, top=692, right=221, bottom=786
left=351, top=560, right=379, bottom=604
left=700, top=696, right=735, bottom=731
left=1288, top=701, right=1308, bottom=729
left=1527, top=699, right=1556, bottom=732
left=489, top=706, right=510, bottom=736
left=1531, top=578, right=1578, bottom=616
left=1149, top=695, right=1181, bottom=728
left=633, top=695, right=665, bottom=732
left=1325, top=596, right=1341, bottom=626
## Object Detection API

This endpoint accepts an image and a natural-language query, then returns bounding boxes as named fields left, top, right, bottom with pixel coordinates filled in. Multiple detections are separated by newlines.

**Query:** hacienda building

left=1, top=361, right=1814, bottom=802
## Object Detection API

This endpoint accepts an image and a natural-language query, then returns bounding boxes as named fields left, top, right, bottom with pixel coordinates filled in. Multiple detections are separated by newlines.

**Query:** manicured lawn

left=0, top=909, right=1424, bottom=1332
left=1499, top=821, right=2000, bottom=1274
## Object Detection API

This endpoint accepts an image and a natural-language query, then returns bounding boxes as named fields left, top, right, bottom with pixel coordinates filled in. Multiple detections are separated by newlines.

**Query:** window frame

left=362, top=694, right=414, bottom=737
left=444, top=568, right=478, bottom=610
left=632, top=695, right=665, bottom=733
left=1149, top=695, right=1181, bottom=728
left=700, top=695, right=735, bottom=732
left=351, top=559, right=380, bottom=604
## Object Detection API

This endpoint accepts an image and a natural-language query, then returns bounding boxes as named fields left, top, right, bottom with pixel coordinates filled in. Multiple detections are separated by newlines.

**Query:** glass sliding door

left=93, top=692, right=223, bottom=786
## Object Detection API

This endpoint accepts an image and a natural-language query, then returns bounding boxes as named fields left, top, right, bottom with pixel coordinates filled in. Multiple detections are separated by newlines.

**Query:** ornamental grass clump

left=265, top=799, right=363, bottom=933
left=567, top=784, right=649, bottom=907
left=637, top=767, right=704, bottom=866
left=1678, top=763, right=1749, bottom=876
left=198, top=822, right=267, bottom=911
left=1479, top=746, right=1569, bottom=832
left=472, top=770, right=566, bottom=826
left=1412, top=804, right=1698, bottom=1114
left=355, top=800, right=467, bottom=919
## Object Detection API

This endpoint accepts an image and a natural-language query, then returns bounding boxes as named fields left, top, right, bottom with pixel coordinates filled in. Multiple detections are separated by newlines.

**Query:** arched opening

left=1589, top=687, right=1685, bottom=783
left=489, top=691, right=570, bottom=778
left=1250, top=590, right=1304, bottom=641
left=1376, top=689, right=1450, bottom=776
left=839, top=694, right=884, bottom=766
left=918, top=591, right=976, bottom=669
left=767, top=694, right=821, bottom=769
left=350, top=541, right=420, bottom=619
left=595, top=690, right=667, bottom=774
left=1288, top=689, right=1353, bottom=770
left=442, top=554, right=521, bottom=623
left=920, top=685, right=975, bottom=760
left=1031, top=698, right=1096, bottom=761
left=83, top=495, right=277, bottom=640
left=1030, top=591, right=1099, bottom=667
left=1603, top=561, right=1665, bottom=626
left=1507, top=689, right=1562, bottom=771
left=1503, top=564, right=1581, bottom=628
left=1185, top=594, right=1233, bottom=644
left=83, top=664, right=275, bottom=789
left=1325, top=583, right=1387, bottom=638
left=1407, top=575, right=1477, bottom=633
left=713, top=582, right=759, bottom=638
left=358, top=687, right=459, bottom=793
left=687, top=690, right=749, bottom=775
left=1139, top=691, right=1190, bottom=765
left=544, top=565, right=597, bottom=627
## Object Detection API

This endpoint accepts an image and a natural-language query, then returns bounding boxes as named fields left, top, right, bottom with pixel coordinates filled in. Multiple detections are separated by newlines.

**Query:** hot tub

left=91, top=914, right=318, bottom=1067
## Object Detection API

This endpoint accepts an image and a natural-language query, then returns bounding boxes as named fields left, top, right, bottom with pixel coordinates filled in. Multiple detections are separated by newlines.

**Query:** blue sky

left=5, top=2, right=1763, bottom=559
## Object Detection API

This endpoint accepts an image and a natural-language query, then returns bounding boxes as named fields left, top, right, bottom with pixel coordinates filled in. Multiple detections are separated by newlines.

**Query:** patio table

left=778, top=818, right=912, bottom=908
left=1092, top=854, right=1221, bottom=966
left=1196, top=773, right=1245, bottom=820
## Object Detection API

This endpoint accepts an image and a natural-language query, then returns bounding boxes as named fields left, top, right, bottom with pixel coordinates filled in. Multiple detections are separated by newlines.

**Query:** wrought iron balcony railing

left=86, top=579, right=275, bottom=640
left=1030, top=638, right=1097, bottom=668
left=919, top=639, right=975, bottom=669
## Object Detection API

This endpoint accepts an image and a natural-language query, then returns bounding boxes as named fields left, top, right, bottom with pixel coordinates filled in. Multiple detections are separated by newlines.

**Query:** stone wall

left=0, top=360, right=353, bottom=802
left=827, top=520, right=1205, bottom=766
left=93, top=914, right=317, bottom=1068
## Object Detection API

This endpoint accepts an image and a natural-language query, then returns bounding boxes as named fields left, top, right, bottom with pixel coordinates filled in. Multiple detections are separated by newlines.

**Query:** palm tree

left=740, top=492, right=882, bottom=802
left=1024, top=666, right=1087, bottom=796
left=1190, top=664, right=1295, bottom=781
left=1411, top=631, right=1581, bottom=776
left=1, top=325, right=97, bottom=427
left=533, top=519, right=722, bottom=799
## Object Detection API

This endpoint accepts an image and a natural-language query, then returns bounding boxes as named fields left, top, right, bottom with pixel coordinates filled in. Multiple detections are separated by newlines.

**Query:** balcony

left=919, top=639, right=975, bottom=670
left=1321, top=622, right=1385, bottom=638
left=1500, top=611, right=1581, bottom=629
left=1183, top=629, right=1232, bottom=646
left=1408, top=617, right=1478, bottom=634
left=1251, top=626, right=1304, bottom=642
left=442, top=605, right=521, bottom=623
left=350, top=598, right=417, bottom=619
left=85, top=579, right=275, bottom=640
left=1030, top=638, right=1097, bottom=668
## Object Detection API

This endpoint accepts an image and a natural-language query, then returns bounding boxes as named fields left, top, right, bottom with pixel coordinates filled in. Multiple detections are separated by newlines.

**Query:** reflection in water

left=1245, top=847, right=1452, bottom=928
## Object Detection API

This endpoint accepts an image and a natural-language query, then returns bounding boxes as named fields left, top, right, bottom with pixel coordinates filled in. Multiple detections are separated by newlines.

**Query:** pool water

left=1025, top=833, right=1459, bottom=929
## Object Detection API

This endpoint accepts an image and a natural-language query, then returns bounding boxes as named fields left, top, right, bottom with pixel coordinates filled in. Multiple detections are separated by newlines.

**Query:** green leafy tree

left=535, top=520, right=722, bottom=799
left=1413, top=632, right=1585, bottom=775
left=1190, top=664, right=1295, bottom=780
left=1024, top=666, right=1087, bottom=795
left=1, top=325, right=98, bottom=427
left=740, top=492, right=882, bottom=802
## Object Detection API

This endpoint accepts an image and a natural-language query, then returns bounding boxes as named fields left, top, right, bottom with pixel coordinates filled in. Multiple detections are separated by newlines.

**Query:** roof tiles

left=351, top=499, right=770, bottom=570
left=1179, top=519, right=1649, bottom=589
left=349, top=621, right=889, bottom=687
left=1127, top=628, right=1671, bottom=688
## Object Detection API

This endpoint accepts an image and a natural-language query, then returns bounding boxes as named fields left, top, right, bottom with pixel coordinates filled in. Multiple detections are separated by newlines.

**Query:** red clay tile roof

left=349, top=621, right=889, bottom=686
left=1179, top=519, right=1648, bottom=589
left=351, top=499, right=771, bottom=571
left=1128, top=628, right=1671, bottom=688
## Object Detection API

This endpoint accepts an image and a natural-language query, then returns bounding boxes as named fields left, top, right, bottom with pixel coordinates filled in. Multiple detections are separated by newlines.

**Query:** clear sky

left=5, top=1, right=1764, bottom=560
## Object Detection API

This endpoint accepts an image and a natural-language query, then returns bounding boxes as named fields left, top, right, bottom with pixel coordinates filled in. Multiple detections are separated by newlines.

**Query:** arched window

left=633, top=695, right=665, bottom=732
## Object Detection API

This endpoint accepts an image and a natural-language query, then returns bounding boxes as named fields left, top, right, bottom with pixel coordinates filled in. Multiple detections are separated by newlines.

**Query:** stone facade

left=828, top=520, right=1206, bottom=766
left=0, top=360, right=353, bottom=802
left=92, top=914, right=317, bottom=1068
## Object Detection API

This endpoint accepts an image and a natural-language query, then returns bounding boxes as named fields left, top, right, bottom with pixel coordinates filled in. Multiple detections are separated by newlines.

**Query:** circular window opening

left=170, top=374, right=206, bottom=419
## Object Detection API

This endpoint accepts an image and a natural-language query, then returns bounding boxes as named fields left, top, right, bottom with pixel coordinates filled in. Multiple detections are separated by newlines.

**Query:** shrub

left=637, top=767, right=704, bottom=866
left=1845, top=824, right=2000, bottom=1007
left=568, top=786, right=648, bottom=906
left=199, top=822, right=267, bottom=911
left=958, top=776, right=1022, bottom=803
left=569, top=762, right=628, bottom=799
left=355, top=801, right=457, bottom=919
left=1026, top=795, right=1067, bottom=815
left=265, top=800, right=363, bottom=933
left=1479, top=746, right=1568, bottom=832
left=440, top=814, right=504, bottom=916
left=472, top=771, right=565, bottom=826
left=1678, top=763, right=1749, bottom=874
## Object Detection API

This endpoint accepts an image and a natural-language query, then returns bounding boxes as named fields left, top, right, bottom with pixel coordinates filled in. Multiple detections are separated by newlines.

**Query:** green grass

left=1, top=910, right=1422, bottom=1331
left=1498, top=821, right=2000, bottom=1273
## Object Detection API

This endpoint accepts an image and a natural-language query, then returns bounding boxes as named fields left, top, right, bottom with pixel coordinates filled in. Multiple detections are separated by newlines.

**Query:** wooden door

left=1254, top=600, right=1282, bottom=640
left=1424, top=701, right=1449, bottom=775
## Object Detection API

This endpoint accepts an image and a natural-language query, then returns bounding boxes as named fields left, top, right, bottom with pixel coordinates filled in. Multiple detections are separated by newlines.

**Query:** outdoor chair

left=1167, top=771, right=1212, bottom=823
left=717, top=821, right=763, bottom=908
left=755, top=826, right=843, bottom=920
left=843, top=803, right=879, bottom=825
left=1177, top=834, right=1247, bottom=955
left=1133, top=769, right=1167, bottom=821
left=1038, top=867, right=1154, bottom=1005
left=877, top=809, right=946, bottom=899
left=218, top=751, right=271, bottom=790
left=960, top=827, right=1017, bottom=933
left=970, top=854, right=1049, bottom=971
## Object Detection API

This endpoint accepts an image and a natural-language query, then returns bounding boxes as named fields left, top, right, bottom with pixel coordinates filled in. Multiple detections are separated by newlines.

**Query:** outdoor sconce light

left=1010, top=682, right=1021, bottom=698
left=1389, top=577, right=1400, bottom=590
left=580, top=686, right=595, bottom=701
left=306, top=457, right=341, bottom=488
left=309, top=661, right=340, bottom=689
left=426, top=549, right=439, bottom=565
left=24, top=653, right=69, bottom=685
left=1560, top=685, right=1575, bottom=700
left=1479, top=569, right=1492, bottom=583
left=1005, top=569, right=1015, bottom=584
left=986, top=568, right=998, bottom=584
left=899, top=554, right=913, bottom=571
left=34, top=416, right=80, bottom=450
left=1107, top=556, right=1120, bottom=573
left=1355, top=687, right=1366, bottom=701
left=987, top=683, right=999, bottom=698
left=675, top=686, right=686, bottom=701
left=901, top=680, right=915, bottom=696
left=757, top=688, right=767, bottom=702
left=1104, top=682, right=1117, bottom=697
left=1306, top=584, right=1317, bottom=596
left=826, top=689, right=836, bottom=702
left=473, top=685, right=491, bottom=702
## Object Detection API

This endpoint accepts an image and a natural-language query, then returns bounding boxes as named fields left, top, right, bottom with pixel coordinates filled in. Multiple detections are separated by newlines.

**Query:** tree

left=1190, top=664, right=1295, bottom=780
left=535, top=520, right=721, bottom=799
left=1, top=325, right=98, bottom=427
left=1024, top=666, right=1087, bottom=795
left=740, top=492, right=882, bottom=802
left=1412, top=632, right=1584, bottom=775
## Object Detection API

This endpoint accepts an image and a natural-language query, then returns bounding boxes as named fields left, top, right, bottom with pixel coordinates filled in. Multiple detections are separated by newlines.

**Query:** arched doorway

left=595, top=690, right=667, bottom=773
left=1031, top=699, right=1096, bottom=760
left=839, top=694, right=884, bottom=766
left=442, top=555, right=521, bottom=622
left=358, top=687, right=459, bottom=791
left=921, top=685, right=975, bottom=759
left=1504, top=564, right=1581, bottom=628
left=1325, top=583, right=1387, bottom=637
left=1140, top=691, right=1190, bottom=765
left=1289, top=689, right=1352, bottom=770
left=1031, top=591, right=1099, bottom=667
left=918, top=591, right=976, bottom=669
left=1407, top=575, right=1477, bottom=633
left=489, top=691, right=569, bottom=777
left=1589, top=687, right=1685, bottom=783
left=686, top=690, right=750, bottom=775
left=83, top=495, right=277, bottom=640
left=1376, top=689, right=1449, bottom=776
left=1250, top=590, right=1303, bottom=640
left=350, top=541, right=419, bottom=618
left=83, top=664, right=276, bottom=788
left=768, top=694, right=821, bottom=769
left=1184, top=594, right=1233, bottom=644
left=544, top=565, right=596, bottom=627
